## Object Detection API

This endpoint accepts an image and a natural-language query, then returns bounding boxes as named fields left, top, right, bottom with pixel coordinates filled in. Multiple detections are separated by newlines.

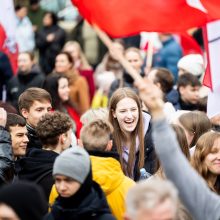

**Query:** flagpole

left=145, top=34, right=154, bottom=75
left=93, top=24, right=143, bottom=83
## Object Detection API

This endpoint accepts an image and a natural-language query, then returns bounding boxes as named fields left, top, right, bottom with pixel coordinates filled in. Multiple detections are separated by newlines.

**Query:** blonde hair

left=63, top=41, right=91, bottom=70
left=80, top=108, right=108, bottom=125
left=80, top=119, right=113, bottom=151
left=124, top=47, right=143, bottom=61
left=191, top=131, right=220, bottom=193
left=126, top=178, right=178, bottom=219
left=108, top=87, right=144, bottom=177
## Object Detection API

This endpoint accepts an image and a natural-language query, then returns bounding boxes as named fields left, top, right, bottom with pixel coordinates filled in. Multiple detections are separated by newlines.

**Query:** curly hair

left=191, top=131, right=220, bottom=194
left=36, top=111, right=72, bottom=147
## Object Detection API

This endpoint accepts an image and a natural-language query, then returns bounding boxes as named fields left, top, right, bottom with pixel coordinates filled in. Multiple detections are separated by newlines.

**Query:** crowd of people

left=0, top=0, right=220, bottom=220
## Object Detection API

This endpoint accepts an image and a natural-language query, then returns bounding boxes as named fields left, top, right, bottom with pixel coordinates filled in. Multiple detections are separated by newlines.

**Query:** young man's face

left=0, top=204, right=20, bottom=220
left=55, top=175, right=81, bottom=198
left=179, top=85, right=200, bottom=104
left=21, top=100, right=52, bottom=128
left=9, top=125, right=29, bottom=158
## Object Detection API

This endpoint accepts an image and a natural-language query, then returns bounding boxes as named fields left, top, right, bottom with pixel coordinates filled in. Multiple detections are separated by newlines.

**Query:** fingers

left=0, top=107, right=7, bottom=127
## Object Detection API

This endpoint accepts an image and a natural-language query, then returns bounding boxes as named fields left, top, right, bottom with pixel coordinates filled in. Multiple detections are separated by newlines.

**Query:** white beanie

left=177, top=54, right=204, bottom=77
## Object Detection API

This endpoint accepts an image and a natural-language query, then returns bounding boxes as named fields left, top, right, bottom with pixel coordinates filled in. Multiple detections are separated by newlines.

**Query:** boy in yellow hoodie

left=80, top=119, right=135, bottom=220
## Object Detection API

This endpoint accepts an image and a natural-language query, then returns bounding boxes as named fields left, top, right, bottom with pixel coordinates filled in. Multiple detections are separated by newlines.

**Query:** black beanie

left=0, top=181, right=48, bottom=220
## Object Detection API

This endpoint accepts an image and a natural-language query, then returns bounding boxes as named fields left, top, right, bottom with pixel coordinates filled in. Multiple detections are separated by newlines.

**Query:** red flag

left=71, top=0, right=217, bottom=37
left=202, top=26, right=212, bottom=89
left=203, top=20, right=220, bottom=118
left=201, top=0, right=220, bottom=19
left=0, top=0, right=18, bottom=74
left=0, top=24, right=6, bottom=49
left=177, top=33, right=203, bottom=56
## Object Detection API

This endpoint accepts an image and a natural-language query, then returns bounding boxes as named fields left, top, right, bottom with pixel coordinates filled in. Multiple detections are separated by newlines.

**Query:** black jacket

left=26, top=124, right=42, bottom=150
left=134, top=119, right=157, bottom=180
left=36, top=25, right=66, bottom=74
left=17, top=148, right=58, bottom=199
left=6, top=65, right=45, bottom=107
left=0, top=52, right=13, bottom=100
left=44, top=171, right=115, bottom=220
left=0, top=127, right=14, bottom=185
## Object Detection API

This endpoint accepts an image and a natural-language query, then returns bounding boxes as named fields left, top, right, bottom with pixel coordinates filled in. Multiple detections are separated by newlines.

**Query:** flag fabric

left=203, top=20, right=220, bottom=118
left=71, top=0, right=218, bottom=37
left=201, top=0, right=220, bottom=19
left=176, top=33, right=203, bottom=56
left=0, top=0, right=18, bottom=74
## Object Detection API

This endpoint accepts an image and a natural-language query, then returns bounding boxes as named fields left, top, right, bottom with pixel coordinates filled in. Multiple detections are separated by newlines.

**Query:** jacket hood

left=90, top=156, right=128, bottom=195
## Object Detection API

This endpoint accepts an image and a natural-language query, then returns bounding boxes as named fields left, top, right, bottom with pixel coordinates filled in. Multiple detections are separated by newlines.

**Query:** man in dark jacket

left=44, top=146, right=116, bottom=220
left=7, top=52, right=45, bottom=108
left=17, top=111, right=73, bottom=200
left=0, top=108, right=15, bottom=185
left=177, top=73, right=201, bottom=111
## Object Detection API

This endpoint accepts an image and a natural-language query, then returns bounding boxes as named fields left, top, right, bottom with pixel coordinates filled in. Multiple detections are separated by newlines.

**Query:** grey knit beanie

left=53, top=146, right=90, bottom=184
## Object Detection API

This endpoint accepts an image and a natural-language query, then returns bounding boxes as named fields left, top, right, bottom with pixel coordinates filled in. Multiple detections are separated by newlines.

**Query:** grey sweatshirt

left=152, top=118, right=220, bottom=220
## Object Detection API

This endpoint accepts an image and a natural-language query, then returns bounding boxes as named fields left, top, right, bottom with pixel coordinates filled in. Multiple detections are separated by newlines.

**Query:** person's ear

left=105, top=140, right=113, bottom=151
left=179, top=86, right=185, bottom=95
left=77, top=139, right=84, bottom=148
left=155, top=82, right=161, bottom=89
left=112, top=110, right=117, bottom=119
left=20, top=108, right=29, bottom=119
left=60, top=133, right=67, bottom=144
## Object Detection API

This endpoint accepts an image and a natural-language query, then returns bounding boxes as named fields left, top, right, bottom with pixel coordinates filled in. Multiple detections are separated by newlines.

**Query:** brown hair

left=177, top=73, right=201, bottom=88
left=57, top=51, right=74, bottom=67
left=179, top=111, right=212, bottom=148
left=19, top=51, right=35, bottom=61
left=108, top=87, right=144, bottom=177
left=0, top=101, right=18, bottom=114
left=63, top=41, right=91, bottom=70
left=18, top=88, right=52, bottom=113
left=152, top=68, right=174, bottom=94
left=80, top=119, right=113, bottom=151
left=171, top=124, right=190, bottom=160
left=156, top=124, right=190, bottom=178
left=35, top=111, right=72, bottom=147
left=6, top=113, right=26, bottom=132
left=191, top=131, right=220, bottom=193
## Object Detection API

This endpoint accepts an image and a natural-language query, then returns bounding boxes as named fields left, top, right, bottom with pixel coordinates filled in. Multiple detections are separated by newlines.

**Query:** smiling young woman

left=191, top=131, right=220, bottom=194
left=108, top=87, right=157, bottom=180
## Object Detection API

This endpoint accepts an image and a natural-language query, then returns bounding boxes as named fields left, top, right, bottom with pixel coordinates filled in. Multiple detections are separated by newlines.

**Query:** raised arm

left=136, top=79, right=220, bottom=220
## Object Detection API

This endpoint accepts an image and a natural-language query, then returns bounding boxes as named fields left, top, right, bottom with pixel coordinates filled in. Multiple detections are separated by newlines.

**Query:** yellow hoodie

left=90, top=156, right=135, bottom=220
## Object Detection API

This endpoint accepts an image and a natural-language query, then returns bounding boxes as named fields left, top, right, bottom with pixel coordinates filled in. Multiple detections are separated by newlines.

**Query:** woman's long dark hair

left=43, top=72, right=67, bottom=110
